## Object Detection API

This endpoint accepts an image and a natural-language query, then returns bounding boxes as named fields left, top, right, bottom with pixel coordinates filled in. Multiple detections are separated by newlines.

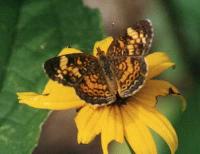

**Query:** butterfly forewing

left=44, top=53, right=116, bottom=105
left=107, top=19, right=153, bottom=57
left=44, top=53, right=95, bottom=86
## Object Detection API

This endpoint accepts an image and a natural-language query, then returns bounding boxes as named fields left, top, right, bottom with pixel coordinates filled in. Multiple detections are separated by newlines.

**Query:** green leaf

left=0, top=0, right=103, bottom=153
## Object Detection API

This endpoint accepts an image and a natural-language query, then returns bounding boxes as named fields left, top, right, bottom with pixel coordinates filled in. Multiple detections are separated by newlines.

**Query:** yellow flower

left=17, top=37, right=185, bottom=154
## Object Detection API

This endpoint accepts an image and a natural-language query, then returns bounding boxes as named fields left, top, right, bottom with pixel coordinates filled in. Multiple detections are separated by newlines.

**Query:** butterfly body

left=44, top=19, right=153, bottom=106
left=96, top=48, right=118, bottom=97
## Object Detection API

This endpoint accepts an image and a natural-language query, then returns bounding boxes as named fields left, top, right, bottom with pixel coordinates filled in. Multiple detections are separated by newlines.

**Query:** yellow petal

left=121, top=104, right=157, bottom=154
left=58, top=47, right=82, bottom=56
left=132, top=80, right=186, bottom=110
left=93, top=37, right=113, bottom=56
left=75, top=105, right=105, bottom=144
left=101, top=105, right=124, bottom=154
left=145, top=52, right=175, bottom=79
left=17, top=48, right=85, bottom=110
left=17, top=80, right=85, bottom=110
left=75, top=105, right=124, bottom=154
left=130, top=103, right=178, bottom=154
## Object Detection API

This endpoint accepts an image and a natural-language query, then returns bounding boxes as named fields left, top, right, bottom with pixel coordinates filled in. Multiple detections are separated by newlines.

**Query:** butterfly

left=44, top=19, right=154, bottom=106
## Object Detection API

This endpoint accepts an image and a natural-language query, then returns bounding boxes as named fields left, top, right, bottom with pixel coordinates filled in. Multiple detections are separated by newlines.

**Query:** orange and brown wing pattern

left=75, top=70, right=116, bottom=105
left=107, top=19, right=153, bottom=57
left=111, top=56, right=147, bottom=97
left=44, top=53, right=116, bottom=105
left=44, top=53, right=96, bottom=86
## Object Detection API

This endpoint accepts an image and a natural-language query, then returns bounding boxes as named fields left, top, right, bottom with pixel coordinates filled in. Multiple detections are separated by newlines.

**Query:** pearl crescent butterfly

left=44, top=19, right=153, bottom=106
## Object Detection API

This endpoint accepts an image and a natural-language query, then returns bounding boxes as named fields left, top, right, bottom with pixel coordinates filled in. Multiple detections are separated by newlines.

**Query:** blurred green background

left=0, top=0, right=199, bottom=153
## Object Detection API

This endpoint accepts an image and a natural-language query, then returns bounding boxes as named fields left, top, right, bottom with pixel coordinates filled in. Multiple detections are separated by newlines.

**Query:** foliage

left=0, top=0, right=103, bottom=153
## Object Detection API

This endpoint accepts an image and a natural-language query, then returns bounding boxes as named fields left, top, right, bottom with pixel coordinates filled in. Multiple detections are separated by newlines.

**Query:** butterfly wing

left=107, top=19, right=153, bottom=57
left=44, top=53, right=116, bottom=105
left=110, top=56, right=147, bottom=97
left=44, top=53, right=93, bottom=86
left=75, top=70, right=116, bottom=105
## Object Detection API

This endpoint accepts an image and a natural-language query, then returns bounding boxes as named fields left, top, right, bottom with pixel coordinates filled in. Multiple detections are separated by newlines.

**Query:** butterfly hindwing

left=107, top=19, right=153, bottom=57
left=110, top=56, right=147, bottom=97
left=75, top=70, right=116, bottom=105
left=44, top=53, right=116, bottom=105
